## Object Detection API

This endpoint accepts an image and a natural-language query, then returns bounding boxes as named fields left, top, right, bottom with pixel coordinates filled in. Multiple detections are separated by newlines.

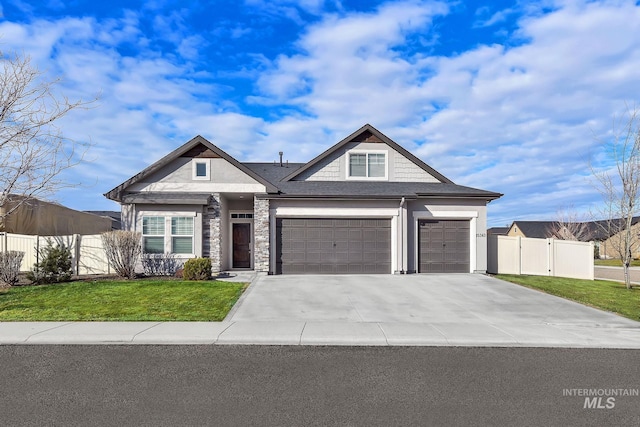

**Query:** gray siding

left=293, top=141, right=440, bottom=182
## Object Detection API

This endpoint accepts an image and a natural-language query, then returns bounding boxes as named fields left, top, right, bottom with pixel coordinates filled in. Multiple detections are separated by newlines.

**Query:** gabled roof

left=282, top=123, right=453, bottom=184
left=509, top=221, right=557, bottom=239
left=104, top=135, right=279, bottom=202
left=242, top=163, right=501, bottom=200
left=509, top=217, right=640, bottom=241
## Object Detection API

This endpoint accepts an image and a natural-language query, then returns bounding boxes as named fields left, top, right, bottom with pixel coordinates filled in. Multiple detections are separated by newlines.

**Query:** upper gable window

left=347, top=151, right=387, bottom=179
left=192, top=159, right=210, bottom=180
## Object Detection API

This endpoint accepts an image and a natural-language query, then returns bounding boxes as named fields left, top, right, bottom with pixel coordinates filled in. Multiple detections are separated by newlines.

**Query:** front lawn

left=495, top=274, right=640, bottom=322
left=0, top=279, right=247, bottom=321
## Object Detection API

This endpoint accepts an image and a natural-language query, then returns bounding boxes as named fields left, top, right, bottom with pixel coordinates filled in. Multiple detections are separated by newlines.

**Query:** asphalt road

left=595, top=266, right=640, bottom=284
left=1, top=346, right=639, bottom=426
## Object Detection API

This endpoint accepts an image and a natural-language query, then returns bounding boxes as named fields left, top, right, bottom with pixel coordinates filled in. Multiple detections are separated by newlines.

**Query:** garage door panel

left=419, top=219, right=469, bottom=273
left=276, top=218, right=391, bottom=274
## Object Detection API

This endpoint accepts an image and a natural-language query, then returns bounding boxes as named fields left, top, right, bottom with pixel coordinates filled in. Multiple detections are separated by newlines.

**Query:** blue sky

left=2, top=0, right=640, bottom=227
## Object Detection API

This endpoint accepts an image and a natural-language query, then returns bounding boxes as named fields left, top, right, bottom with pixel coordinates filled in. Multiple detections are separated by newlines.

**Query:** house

left=507, top=221, right=557, bottom=239
left=0, top=195, right=113, bottom=236
left=84, top=211, right=122, bottom=230
left=487, top=226, right=509, bottom=237
left=105, top=124, right=502, bottom=274
left=506, top=218, right=640, bottom=259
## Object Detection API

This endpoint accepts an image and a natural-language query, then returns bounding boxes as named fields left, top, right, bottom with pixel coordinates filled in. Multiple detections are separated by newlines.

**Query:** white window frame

left=170, top=216, right=194, bottom=255
left=192, top=158, right=210, bottom=180
left=142, top=216, right=166, bottom=254
left=346, top=150, right=388, bottom=180
left=141, top=214, right=196, bottom=256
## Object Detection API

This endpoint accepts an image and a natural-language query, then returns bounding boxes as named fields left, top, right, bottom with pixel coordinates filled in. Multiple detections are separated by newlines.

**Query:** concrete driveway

left=223, top=274, right=640, bottom=347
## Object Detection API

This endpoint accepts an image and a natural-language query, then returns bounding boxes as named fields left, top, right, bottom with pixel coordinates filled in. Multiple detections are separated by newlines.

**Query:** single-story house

left=84, top=210, right=122, bottom=230
left=506, top=218, right=640, bottom=259
left=487, top=226, right=509, bottom=237
left=507, top=221, right=557, bottom=239
left=105, top=124, right=502, bottom=274
left=0, top=195, right=113, bottom=236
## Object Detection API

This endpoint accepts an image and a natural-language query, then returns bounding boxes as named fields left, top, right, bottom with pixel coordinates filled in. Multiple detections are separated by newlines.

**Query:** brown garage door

left=418, top=219, right=470, bottom=273
left=276, top=218, right=391, bottom=274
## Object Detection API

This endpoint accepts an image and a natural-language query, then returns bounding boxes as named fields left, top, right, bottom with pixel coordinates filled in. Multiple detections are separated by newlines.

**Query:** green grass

left=594, top=259, right=640, bottom=267
left=0, top=279, right=247, bottom=321
left=495, top=274, right=640, bottom=322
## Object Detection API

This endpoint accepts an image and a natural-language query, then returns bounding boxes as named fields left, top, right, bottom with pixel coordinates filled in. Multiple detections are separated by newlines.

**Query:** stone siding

left=253, top=196, right=270, bottom=272
left=203, top=194, right=222, bottom=272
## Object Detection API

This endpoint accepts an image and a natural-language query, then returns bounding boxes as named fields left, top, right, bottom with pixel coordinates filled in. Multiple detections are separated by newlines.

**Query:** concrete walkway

left=1, top=273, right=639, bottom=348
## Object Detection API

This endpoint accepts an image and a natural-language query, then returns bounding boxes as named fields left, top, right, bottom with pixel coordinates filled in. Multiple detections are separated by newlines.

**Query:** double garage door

left=275, top=217, right=470, bottom=274
left=276, top=218, right=391, bottom=274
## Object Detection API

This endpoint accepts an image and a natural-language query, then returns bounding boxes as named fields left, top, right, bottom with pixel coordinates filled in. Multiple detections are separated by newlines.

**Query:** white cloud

left=3, top=0, right=640, bottom=225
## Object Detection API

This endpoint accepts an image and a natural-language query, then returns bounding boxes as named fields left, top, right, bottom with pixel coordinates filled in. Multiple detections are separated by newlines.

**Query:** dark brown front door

left=232, top=223, right=251, bottom=268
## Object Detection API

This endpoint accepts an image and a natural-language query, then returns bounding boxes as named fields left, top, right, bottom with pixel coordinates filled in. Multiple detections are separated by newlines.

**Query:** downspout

left=399, top=197, right=406, bottom=274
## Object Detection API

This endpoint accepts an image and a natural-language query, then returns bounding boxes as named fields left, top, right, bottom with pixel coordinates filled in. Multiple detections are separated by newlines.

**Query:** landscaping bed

left=495, top=274, right=640, bottom=322
left=0, top=278, right=247, bottom=321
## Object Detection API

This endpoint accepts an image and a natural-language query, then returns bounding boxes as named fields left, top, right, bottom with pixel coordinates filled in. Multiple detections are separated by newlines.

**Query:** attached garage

left=276, top=218, right=391, bottom=274
left=418, top=219, right=470, bottom=273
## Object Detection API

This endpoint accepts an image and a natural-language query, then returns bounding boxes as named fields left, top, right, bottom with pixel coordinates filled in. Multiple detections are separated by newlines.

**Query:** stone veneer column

left=203, top=193, right=222, bottom=273
left=253, top=196, right=270, bottom=272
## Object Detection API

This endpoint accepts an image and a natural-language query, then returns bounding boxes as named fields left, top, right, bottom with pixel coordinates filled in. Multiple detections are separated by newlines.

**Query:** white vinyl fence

left=0, top=232, right=111, bottom=275
left=487, top=235, right=594, bottom=280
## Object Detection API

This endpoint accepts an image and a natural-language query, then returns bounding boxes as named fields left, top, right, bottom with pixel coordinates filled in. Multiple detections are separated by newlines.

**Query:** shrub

left=183, top=257, right=211, bottom=280
left=27, top=240, right=73, bottom=284
left=142, top=253, right=178, bottom=276
left=101, top=231, right=142, bottom=279
left=0, top=250, right=24, bottom=287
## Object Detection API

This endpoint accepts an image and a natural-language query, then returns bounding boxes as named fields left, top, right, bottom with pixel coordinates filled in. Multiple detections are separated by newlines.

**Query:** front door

left=232, top=223, right=251, bottom=268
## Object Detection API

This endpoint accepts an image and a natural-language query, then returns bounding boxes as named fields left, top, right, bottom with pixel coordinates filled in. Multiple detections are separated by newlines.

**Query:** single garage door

left=276, top=218, right=391, bottom=274
left=418, top=219, right=470, bottom=273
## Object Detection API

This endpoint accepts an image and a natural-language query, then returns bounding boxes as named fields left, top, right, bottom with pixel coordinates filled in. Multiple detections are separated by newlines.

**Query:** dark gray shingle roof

left=244, top=163, right=501, bottom=199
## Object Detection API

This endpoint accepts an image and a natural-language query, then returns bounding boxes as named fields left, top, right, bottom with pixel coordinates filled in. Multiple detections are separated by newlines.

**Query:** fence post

left=516, top=235, right=522, bottom=275
left=547, top=238, right=554, bottom=277
left=74, top=234, right=81, bottom=276
left=35, top=235, right=40, bottom=267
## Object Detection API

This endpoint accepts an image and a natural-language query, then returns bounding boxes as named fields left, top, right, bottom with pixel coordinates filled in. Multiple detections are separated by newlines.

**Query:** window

left=349, top=153, right=366, bottom=177
left=143, top=216, right=165, bottom=253
left=192, top=159, right=210, bottom=180
left=142, top=215, right=195, bottom=255
left=231, top=213, right=254, bottom=219
left=171, top=217, right=193, bottom=254
left=348, top=152, right=387, bottom=179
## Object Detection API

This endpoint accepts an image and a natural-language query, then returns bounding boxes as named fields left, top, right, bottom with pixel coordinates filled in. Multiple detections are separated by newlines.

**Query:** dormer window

left=347, top=151, right=387, bottom=179
left=192, top=159, right=210, bottom=180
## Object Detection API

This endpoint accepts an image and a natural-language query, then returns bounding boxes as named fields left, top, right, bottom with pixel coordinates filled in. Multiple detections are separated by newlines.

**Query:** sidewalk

left=1, top=320, right=640, bottom=347
left=1, top=271, right=640, bottom=348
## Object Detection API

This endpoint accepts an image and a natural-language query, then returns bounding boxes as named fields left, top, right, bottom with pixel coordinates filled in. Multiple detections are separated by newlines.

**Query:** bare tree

left=101, top=231, right=142, bottom=279
left=0, top=51, right=93, bottom=227
left=548, top=206, right=591, bottom=241
left=591, top=106, right=640, bottom=289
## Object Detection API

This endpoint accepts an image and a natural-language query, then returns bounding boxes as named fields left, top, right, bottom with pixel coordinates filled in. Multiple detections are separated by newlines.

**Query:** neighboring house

left=589, top=218, right=640, bottom=259
left=84, top=210, right=122, bottom=230
left=487, top=226, right=509, bottom=237
left=105, top=124, right=502, bottom=274
left=0, top=195, right=113, bottom=236
left=507, top=221, right=557, bottom=239
left=506, top=218, right=640, bottom=259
